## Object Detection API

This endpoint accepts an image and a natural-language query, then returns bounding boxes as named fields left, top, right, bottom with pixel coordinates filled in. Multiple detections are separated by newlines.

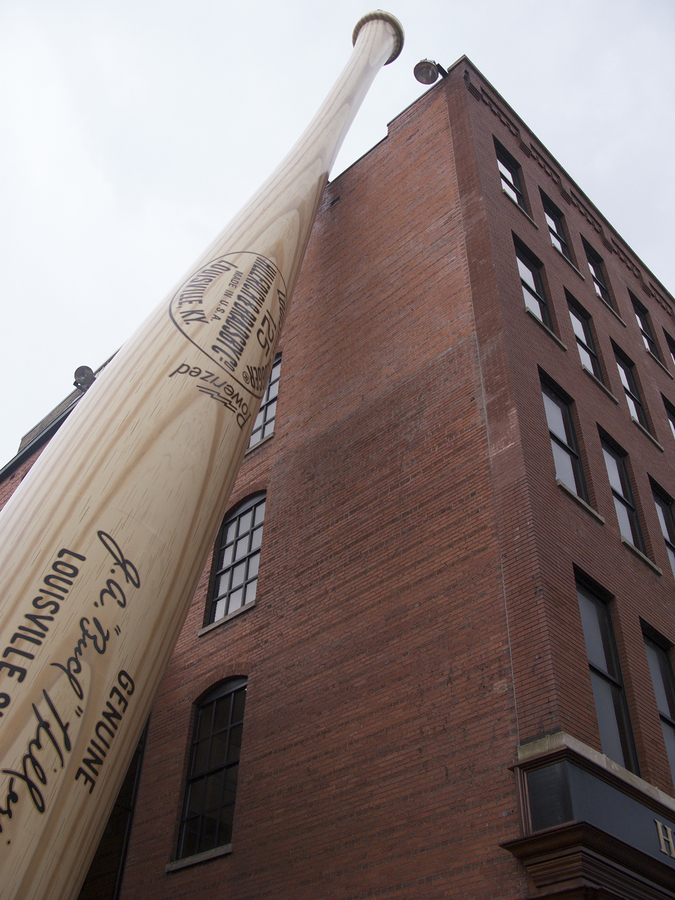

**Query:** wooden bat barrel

left=0, top=12, right=403, bottom=899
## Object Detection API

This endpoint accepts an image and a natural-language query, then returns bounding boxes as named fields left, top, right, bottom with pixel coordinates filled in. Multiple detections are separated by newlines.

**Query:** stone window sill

left=166, top=843, right=233, bottom=873
left=556, top=480, right=604, bottom=524
left=621, top=537, right=662, bottom=576
left=525, top=308, right=567, bottom=351
left=631, top=417, right=664, bottom=452
left=581, top=365, right=619, bottom=404
left=198, top=601, right=256, bottom=637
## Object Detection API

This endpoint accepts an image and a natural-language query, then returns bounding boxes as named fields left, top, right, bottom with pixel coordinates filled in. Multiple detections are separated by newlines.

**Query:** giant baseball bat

left=0, top=12, right=403, bottom=899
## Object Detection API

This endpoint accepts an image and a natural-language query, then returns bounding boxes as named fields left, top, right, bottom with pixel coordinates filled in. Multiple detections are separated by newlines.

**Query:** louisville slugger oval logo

left=169, top=252, right=288, bottom=399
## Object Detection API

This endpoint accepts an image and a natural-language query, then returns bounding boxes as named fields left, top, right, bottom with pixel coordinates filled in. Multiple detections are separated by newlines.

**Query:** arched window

left=208, top=493, right=265, bottom=624
left=177, top=678, right=247, bottom=859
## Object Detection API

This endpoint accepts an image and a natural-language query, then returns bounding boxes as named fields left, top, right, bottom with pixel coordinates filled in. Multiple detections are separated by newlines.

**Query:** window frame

left=495, top=140, right=527, bottom=210
left=663, top=395, right=675, bottom=441
left=583, top=239, right=614, bottom=309
left=577, top=579, right=639, bottom=774
left=643, top=633, right=675, bottom=787
left=600, top=437, right=645, bottom=552
left=515, top=242, right=552, bottom=329
left=631, top=293, right=661, bottom=360
left=664, top=330, right=675, bottom=370
left=614, top=346, right=649, bottom=431
left=651, top=482, right=675, bottom=579
left=541, top=192, right=572, bottom=261
left=541, top=378, right=588, bottom=501
left=567, top=293, right=604, bottom=382
left=248, top=354, right=281, bottom=449
left=207, top=493, right=266, bottom=625
left=177, top=678, right=247, bottom=861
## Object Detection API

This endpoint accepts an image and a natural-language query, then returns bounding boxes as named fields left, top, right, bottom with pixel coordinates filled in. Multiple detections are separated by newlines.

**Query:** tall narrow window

left=631, top=294, right=661, bottom=360
left=541, top=380, right=587, bottom=500
left=177, top=678, right=247, bottom=859
left=614, top=347, right=649, bottom=431
left=495, top=140, right=526, bottom=210
left=568, top=294, right=603, bottom=382
left=583, top=239, right=613, bottom=309
left=664, top=396, right=675, bottom=440
left=542, top=193, right=572, bottom=261
left=248, top=355, right=281, bottom=449
left=664, top=331, right=675, bottom=369
left=516, top=244, right=551, bottom=328
left=577, top=581, right=638, bottom=773
left=644, top=635, right=675, bottom=786
left=208, top=494, right=266, bottom=624
left=601, top=438, right=645, bottom=551
left=652, top=483, right=675, bottom=578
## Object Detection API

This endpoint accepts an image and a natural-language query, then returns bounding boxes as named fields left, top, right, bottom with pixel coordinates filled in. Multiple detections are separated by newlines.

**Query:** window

left=644, top=635, right=675, bottom=785
left=631, top=294, right=661, bottom=360
left=495, top=140, right=526, bottom=209
left=542, top=192, right=572, bottom=261
left=208, top=494, right=265, bottom=623
left=664, top=331, right=675, bottom=369
left=614, top=347, right=649, bottom=430
left=664, top=396, right=675, bottom=440
left=601, top=438, right=645, bottom=551
left=541, top=380, right=587, bottom=500
left=567, top=294, right=603, bottom=382
left=577, top=581, right=638, bottom=773
left=583, top=239, right=613, bottom=309
left=652, top=483, right=675, bottom=578
left=177, top=678, right=247, bottom=859
left=248, top=355, right=281, bottom=449
left=516, top=243, right=551, bottom=328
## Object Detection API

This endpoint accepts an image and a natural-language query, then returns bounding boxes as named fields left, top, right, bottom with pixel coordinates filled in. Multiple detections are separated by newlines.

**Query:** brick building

left=3, top=56, right=675, bottom=899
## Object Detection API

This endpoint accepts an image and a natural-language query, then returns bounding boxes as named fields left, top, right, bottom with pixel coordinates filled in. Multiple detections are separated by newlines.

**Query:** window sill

left=245, top=431, right=275, bottom=455
left=581, top=366, right=619, bottom=404
left=620, top=537, right=662, bottom=575
left=598, top=297, right=626, bottom=328
left=166, top=844, right=232, bottom=873
left=630, top=417, right=664, bottom=452
left=553, top=246, right=585, bottom=281
left=198, top=600, right=256, bottom=637
left=503, top=190, right=538, bottom=229
left=647, top=349, right=673, bottom=379
left=525, top=308, right=567, bottom=351
left=556, top=480, right=605, bottom=524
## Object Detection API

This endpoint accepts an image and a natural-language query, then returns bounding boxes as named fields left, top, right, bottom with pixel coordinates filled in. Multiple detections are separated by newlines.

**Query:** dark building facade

left=3, top=57, right=675, bottom=899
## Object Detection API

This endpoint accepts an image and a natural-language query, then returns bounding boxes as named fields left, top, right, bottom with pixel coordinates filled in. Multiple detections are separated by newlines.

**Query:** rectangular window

left=541, top=380, right=587, bottom=500
left=652, top=483, right=675, bottom=578
left=664, top=331, right=675, bottom=369
left=577, top=581, right=638, bottom=773
left=516, top=243, right=551, bottom=328
left=583, top=239, right=614, bottom=309
left=614, top=347, right=649, bottom=431
left=541, top=192, right=572, bottom=261
left=601, top=438, right=645, bottom=551
left=495, top=140, right=526, bottom=210
left=567, top=294, right=603, bottom=382
left=248, top=355, right=281, bottom=448
left=644, top=634, right=675, bottom=786
left=664, top=396, right=675, bottom=440
left=631, top=293, right=661, bottom=360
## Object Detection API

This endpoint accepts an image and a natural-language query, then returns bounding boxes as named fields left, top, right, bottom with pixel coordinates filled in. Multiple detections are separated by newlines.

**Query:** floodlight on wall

left=413, top=59, right=448, bottom=85
left=73, top=365, right=96, bottom=391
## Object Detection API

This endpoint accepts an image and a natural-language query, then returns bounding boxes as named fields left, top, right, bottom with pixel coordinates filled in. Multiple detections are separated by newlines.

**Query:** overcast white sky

left=1, top=0, right=673, bottom=467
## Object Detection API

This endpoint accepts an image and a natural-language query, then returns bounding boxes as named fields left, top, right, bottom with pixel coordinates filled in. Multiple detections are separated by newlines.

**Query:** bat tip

left=352, top=11, right=404, bottom=64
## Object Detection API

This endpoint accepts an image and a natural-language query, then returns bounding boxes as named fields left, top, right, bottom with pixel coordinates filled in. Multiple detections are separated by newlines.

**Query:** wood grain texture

left=0, top=12, right=403, bottom=899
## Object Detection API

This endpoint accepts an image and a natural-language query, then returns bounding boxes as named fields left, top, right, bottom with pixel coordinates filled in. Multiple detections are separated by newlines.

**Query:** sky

left=0, top=0, right=673, bottom=467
